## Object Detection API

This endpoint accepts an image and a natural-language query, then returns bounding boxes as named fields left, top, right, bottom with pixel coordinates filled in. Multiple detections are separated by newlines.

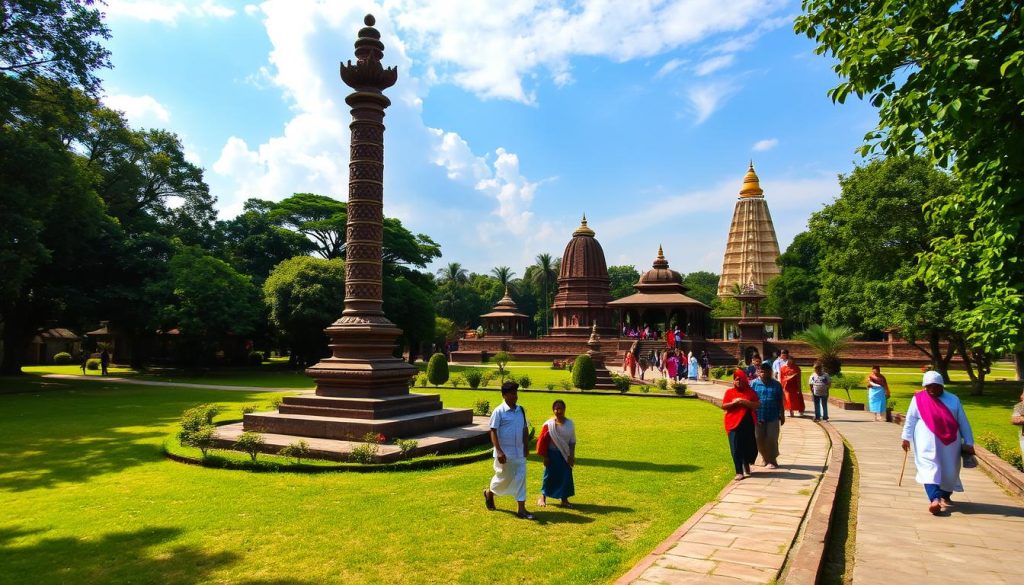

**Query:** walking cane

left=898, top=448, right=909, bottom=486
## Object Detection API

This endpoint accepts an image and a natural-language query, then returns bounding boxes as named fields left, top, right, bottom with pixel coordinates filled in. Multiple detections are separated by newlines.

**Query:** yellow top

left=739, top=161, right=764, bottom=198
left=573, top=213, right=596, bottom=237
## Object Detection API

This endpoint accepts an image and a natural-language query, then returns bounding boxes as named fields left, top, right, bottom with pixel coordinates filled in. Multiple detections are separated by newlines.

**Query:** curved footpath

left=828, top=405, right=1024, bottom=584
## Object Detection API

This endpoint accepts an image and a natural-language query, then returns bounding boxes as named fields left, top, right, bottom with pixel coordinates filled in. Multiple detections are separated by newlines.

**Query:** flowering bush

left=551, top=359, right=566, bottom=370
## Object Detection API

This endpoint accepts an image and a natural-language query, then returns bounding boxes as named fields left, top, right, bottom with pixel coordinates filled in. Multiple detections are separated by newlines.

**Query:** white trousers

left=489, top=457, right=526, bottom=501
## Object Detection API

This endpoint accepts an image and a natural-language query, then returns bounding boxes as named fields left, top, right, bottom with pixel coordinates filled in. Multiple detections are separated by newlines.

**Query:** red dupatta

left=723, top=370, right=758, bottom=432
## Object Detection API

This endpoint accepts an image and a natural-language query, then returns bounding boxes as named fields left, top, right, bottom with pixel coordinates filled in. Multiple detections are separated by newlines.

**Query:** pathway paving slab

left=826, top=401, right=1024, bottom=585
left=618, top=381, right=831, bottom=585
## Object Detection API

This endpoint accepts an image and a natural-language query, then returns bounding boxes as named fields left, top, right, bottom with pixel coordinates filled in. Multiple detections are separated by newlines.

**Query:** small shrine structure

left=480, top=288, right=530, bottom=338
left=608, top=246, right=711, bottom=338
left=548, top=216, right=615, bottom=337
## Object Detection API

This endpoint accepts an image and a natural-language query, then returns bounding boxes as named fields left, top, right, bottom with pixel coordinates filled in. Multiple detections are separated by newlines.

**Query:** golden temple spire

left=740, top=161, right=764, bottom=198
left=573, top=213, right=595, bottom=237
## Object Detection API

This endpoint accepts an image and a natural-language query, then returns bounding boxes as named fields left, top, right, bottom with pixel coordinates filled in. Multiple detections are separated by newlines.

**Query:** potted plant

left=886, top=398, right=897, bottom=423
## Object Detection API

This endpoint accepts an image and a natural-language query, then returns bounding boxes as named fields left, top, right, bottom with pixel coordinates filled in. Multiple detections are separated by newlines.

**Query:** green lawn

left=0, top=374, right=731, bottom=584
left=835, top=365, right=1022, bottom=453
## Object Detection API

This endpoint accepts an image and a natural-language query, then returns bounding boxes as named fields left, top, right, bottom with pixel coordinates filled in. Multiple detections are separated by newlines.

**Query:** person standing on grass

left=902, top=371, right=975, bottom=515
left=751, top=364, right=785, bottom=469
left=867, top=365, right=891, bottom=422
left=537, top=399, right=576, bottom=508
left=80, top=350, right=89, bottom=376
left=808, top=361, right=831, bottom=421
left=99, top=348, right=110, bottom=376
left=483, top=381, right=533, bottom=519
left=722, top=370, right=759, bottom=480
left=1011, top=387, right=1024, bottom=461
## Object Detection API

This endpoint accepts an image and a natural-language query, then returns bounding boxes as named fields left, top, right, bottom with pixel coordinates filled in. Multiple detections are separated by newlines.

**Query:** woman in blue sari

left=537, top=399, right=576, bottom=507
left=867, top=365, right=890, bottom=421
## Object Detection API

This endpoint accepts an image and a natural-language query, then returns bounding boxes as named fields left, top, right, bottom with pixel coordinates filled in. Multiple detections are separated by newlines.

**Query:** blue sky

left=98, top=0, right=877, bottom=276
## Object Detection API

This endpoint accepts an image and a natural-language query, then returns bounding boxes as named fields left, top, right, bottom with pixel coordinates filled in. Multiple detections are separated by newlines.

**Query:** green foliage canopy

left=262, top=256, right=345, bottom=367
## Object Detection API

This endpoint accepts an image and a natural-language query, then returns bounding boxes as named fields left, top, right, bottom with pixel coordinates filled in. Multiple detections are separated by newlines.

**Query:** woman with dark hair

left=536, top=399, right=576, bottom=508
left=722, top=370, right=760, bottom=480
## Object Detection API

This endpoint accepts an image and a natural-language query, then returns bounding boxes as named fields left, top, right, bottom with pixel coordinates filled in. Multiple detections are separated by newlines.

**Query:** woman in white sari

left=536, top=399, right=577, bottom=507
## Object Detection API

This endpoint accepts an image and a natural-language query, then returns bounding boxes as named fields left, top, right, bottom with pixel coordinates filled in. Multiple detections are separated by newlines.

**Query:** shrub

left=793, top=324, right=857, bottom=375
left=672, top=382, right=688, bottom=396
left=639, top=384, right=651, bottom=393
left=832, top=374, right=859, bottom=401
left=517, top=374, right=532, bottom=389
left=349, top=432, right=383, bottom=464
left=546, top=383, right=556, bottom=391
left=571, top=354, right=596, bottom=390
left=449, top=374, right=464, bottom=388
left=463, top=369, right=483, bottom=389
left=979, top=432, right=1024, bottom=472
left=179, top=404, right=221, bottom=436
left=655, top=377, right=668, bottom=391
left=278, top=440, right=311, bottom=463
left=559, top=379, right=572, bottom=391
left=247, top=351, right=265, bottom=366
left=415, top=372, right=429, bottom=387
left=494, top=351, right=511, bottom=380
left=86, top=358, right=100, bottom=371
left=611, top=374, right=631, bottom=393
left=567, top=359, right=574, bottom=373
left=480, top=371, right=495, bottom=388
left=183, top=426, right=216, bottom=458
left=473, top=399, right=491, bottom=416
left=270, top=397, right=283, bottom=409
left=242, top=405, right=257, bottom=415
left=234, top=432, right=265, bottom=462
left=395, top=438, right=418, bottom=458
left=426, top=353, right=449, bottom=387
left=53, top=352, right=73, bottom=365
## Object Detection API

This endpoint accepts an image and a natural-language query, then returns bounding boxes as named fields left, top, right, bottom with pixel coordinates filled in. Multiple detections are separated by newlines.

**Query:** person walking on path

left=778, top=350, right=805, bottom=417
left=99, top=348, right=110, bottom=376
left=867, top=365, right=891, bottom=421
left=80, top=351, right=89, bottom=376
left=536, top=399, right=576, bottom=508
left=1012, top=387, right=1024, bottom=460
left=808, top=361, right=832, bottom=421
left=752, top=364, right=785, bottom=469
left=722, top=370, right=760, bottom=480
left=623, top=350, right=637, bottom=379
left=745, top=355, right=762, bottom=380
left=484, top=381, right=533, bottom=519
left=687, top=351, right=699, bottom=380
left=901, top=371, right=976, bottom=515
left=700, top=351, right=710, bottom=381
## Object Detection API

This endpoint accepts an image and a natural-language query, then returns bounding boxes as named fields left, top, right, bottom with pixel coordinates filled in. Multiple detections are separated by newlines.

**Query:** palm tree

left=436, top=262, right=469, bottom=321
left=794, top=324, right=857, bottom=374
left=491, top=266, right=516, bottom=293
left=530, top=253, right=558, bottom=335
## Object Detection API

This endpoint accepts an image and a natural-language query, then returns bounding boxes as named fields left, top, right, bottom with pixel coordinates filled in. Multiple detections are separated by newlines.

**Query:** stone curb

left=612, top=483, right=738, bottom=585
left=975, top=445, right=1024, bottom=499
left=779, top=421, right=844, bottom=585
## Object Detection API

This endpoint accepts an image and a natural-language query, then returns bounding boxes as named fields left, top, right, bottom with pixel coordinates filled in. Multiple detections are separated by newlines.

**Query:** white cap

left=922, top=370, right=945, bottom=387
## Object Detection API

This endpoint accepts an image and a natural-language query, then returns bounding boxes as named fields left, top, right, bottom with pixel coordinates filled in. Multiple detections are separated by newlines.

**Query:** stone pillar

left=305, top=14, right=416, bottom=397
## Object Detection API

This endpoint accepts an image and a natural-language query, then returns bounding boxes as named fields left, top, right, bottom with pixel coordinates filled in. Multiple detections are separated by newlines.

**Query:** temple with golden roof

left=717, top=162, right=782, bottom=296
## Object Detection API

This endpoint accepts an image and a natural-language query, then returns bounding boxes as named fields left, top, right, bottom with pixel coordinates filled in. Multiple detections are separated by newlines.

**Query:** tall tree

left=263, top=256, right=345, bottom=367
left=681, top=271, right=719, bottom=307
left=268, top=193, right=347, bottom=259
left=216, top=198, right=315, bottom=285
left=490, top=266, right=515, bottom=292
left=796, top=0, right=1024, bottom=378
left=530, top=253, right=558, bottom=335
left=436, top=262, right=469, bottom=322
left=764, top=232, right=824, bottom=337
left=607, top=265, right=640, bottom=300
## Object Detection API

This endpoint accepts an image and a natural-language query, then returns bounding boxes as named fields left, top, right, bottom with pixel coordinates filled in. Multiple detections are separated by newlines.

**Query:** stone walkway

left=827, top=405, right=1024, bottom=585
left=43, top=373, right=289, bottom=392
left=618, top=382, right=832, bottom=584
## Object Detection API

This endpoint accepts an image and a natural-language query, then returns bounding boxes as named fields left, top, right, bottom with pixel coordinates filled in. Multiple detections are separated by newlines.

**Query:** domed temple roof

left=637, top=245, right=684, bottom=287
left=549, top=215, right=614, bottom=337
left=608, top=247, right=709, bottom=309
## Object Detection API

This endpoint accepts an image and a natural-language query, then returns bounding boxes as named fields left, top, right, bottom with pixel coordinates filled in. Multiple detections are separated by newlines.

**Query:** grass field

left=0, top=374, right=731, bottom=584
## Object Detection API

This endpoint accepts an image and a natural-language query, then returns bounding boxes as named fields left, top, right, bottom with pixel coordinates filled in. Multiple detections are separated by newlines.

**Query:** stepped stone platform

left=214, top=415, right=491, bottom=463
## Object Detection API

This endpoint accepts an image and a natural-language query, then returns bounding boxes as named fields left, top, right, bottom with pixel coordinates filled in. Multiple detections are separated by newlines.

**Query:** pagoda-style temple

left=548, top=216, right=615, bottom=337
left=608, top=246, right=711, bottom=338
left=480, top=288, right=530, bottom=338
left=718, top=163, right=782, bottom=296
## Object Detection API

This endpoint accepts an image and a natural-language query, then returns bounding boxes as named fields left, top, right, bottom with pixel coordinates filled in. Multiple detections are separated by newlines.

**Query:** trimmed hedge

left=426, top=353, right=449, bottom=387
left=571, top=354, right=596, bottom=390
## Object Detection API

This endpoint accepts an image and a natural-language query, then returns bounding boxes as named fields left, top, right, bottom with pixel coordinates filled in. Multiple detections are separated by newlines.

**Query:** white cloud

left=656, top=58, right=686, bottom=79
left=104, top=0, right=236, bottom=24
left=686, top=82, right=738, bottom=124
left=103, top=93, right=171, bottom=125
left=753, top=138, right=779, bottom=152
left=694, top=54, right=735, bottom=76
left=391, top=0, right=788, bottom=103
left=244, top=4, right=261, bottom=16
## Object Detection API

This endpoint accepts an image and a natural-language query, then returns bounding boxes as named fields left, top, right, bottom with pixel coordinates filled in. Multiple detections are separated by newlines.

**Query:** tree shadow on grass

left=575, top=458, right=699, bottom=473
left=0, top=428, right=169, bottom=493
left=0, top=525, right=313, bottom=585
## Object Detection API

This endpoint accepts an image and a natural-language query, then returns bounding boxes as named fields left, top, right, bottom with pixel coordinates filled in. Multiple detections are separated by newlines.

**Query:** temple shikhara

left=718, top=163, right=782, bottom=296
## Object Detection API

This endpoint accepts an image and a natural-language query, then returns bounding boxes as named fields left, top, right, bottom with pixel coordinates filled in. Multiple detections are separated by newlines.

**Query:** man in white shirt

left=483, top=381, right=533, bottom=519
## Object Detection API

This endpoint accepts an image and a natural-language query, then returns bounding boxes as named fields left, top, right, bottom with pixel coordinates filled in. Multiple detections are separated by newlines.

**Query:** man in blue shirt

left=751, top=364, right=785, bottom=469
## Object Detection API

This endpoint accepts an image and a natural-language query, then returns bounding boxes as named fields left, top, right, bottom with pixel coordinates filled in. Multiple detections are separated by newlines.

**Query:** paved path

left=827, top=405, right=1024, bottom=585
left=618, top=381, right=832, bottom=584
left=42, top=374, right=293, bottom=393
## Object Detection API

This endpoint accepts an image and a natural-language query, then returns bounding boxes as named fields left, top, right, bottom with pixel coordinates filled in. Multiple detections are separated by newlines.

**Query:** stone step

left=243, top=408, right=475, bottom=442
left=280, top=393, right=442, bottom=419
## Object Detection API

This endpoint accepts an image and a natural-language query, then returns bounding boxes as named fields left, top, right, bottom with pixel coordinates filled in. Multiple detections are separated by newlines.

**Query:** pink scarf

left=914, top=390, right=959, bottom=445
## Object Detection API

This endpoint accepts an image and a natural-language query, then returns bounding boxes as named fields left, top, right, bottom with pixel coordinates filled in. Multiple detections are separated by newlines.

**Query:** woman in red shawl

left=722, top=370, right=760, bottom=480
left=779, top=358, right=805, bottom=417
